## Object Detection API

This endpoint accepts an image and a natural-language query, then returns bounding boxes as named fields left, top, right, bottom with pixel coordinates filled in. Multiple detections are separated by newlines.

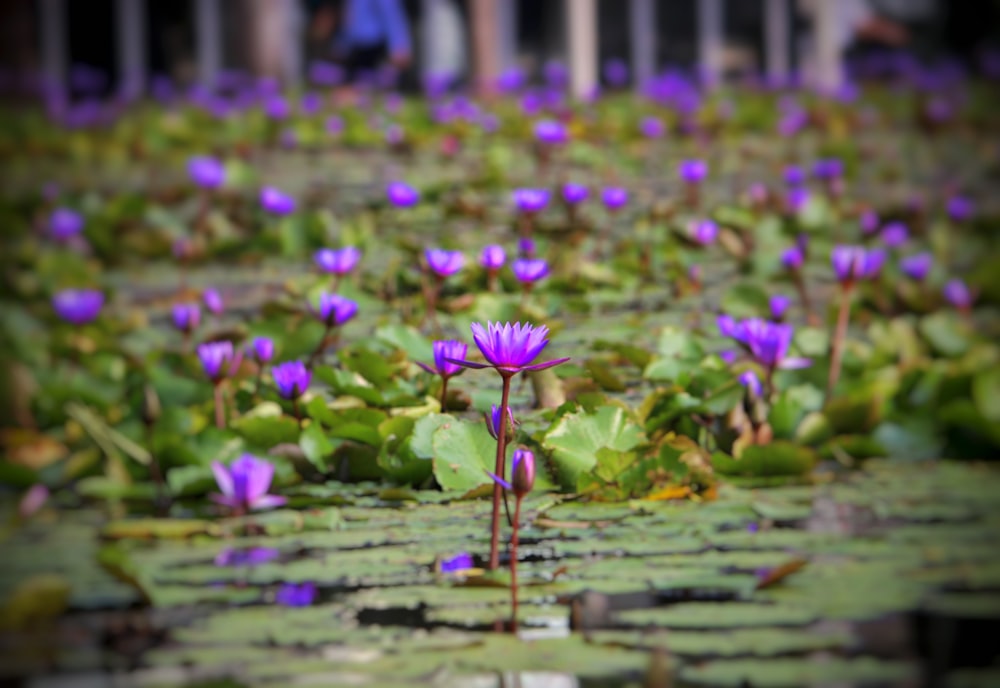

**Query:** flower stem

left=213, top=382, right=226, bottom=429
left=307, top=322, right=333, bottom=369
left=489, top=373, right=513, bottom=571
left=793, top=270, right=816, bottom=325
left=827, top=286, right=853, bottom=401
left=294, top=397, right=302, bottom=429
left=510, top=496, right=522, bottom=633
left=439, top=375, right=449, bottom=412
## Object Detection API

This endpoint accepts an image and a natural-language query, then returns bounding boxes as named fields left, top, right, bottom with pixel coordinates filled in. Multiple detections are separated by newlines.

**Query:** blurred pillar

left=249, top=0, right=295, bottom=81
left=497, top=0, right=517, bottom=71
left=116, top=0, right=146, bottom=99
left=566, top=0, right=597, bottom=99
left=470, top=0, right=501, bottom=94
left=697, top=0, right=724, bottom=86
left=813, top=0, right=843, bottom=91
left=420, top=0, right=444, bottom=82
left=196, top=0, right=222, bottom=87
left=39, top=0, right=67, bottom=103
left=629, top=0, right=655, bottom=88
left=283, top=0, right=304, bottom=85
left=764, top=0, right=789, bottom=83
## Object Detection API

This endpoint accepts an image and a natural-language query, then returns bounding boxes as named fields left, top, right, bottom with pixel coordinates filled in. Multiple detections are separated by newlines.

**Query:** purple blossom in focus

left=447, top=321, right=569, bottom=375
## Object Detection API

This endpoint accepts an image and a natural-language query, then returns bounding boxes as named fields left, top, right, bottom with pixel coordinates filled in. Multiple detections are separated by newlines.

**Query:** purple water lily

left=211, top=454, right=286, bottom=513
left=784, top=165, right=805, bottom=187
left=312, top=292, right=359, bottom=328
left=831, top=246, right=886, bottom=285
left=691, top=219, right=718, bottom=245
left=943, top=279, right=974, bottom=311
left=203, top=288, right=224, bottom=316
left=486, top=404, right=515, bottom=441
left=881, top=222, right=909, bottom=248
left=899, top=252, right=933, bottom=281
left=272, top=360, right=311, bottom=400
left=439, top=552, right=474, bottom=574
left=741, top=319, right=811, bottom=374
left=197, top=340, right=241, bottom=383
left=785, top=187, right=810, bottom=213
left=601, top=187, right=628, bottom=211
left=48, top=208, right=84, bottom=241
left=640, top=116, right=666, bottom=139
left=859, top=210, right=880, bottom=236
left=276, top=582, right=317, bottom=607
left=813, top=158, right=843, bottom=180
left=739, top=370, right=763, bottom=397
left=172, top=302, right=201, bottom=334
left=679, top=159, right=708, bottom=184
left=425, top=248, right=464, bottom=278
left=52, top=289, right=103, bottom=325
left=513, top=188, right=550, bottom=214
left=770, top=295, right=792, bottom=321
left=387, top=181, right=420, bottom=208
left=315, top=247, right=362, bottom=276
left=418, top=340, right=468, bottom=379
left=512, top=258, right=550, bottom=285
left=449, top=321, right=569, bottom=375
left=214, top=547, right=281, bottom=567
left=480, top=244, right=506, bottom=271
left=487, top=448, right=536, bottom=498
left=250, top=336, right=275, bottom=364
left=188, top=156, right=225, bottom=190
left=947, top=195, right=974, bottom=222
left=260, top=186, right=296, bottom=216
left=534, top=119, right=568, bottom=145
left=781, top=246, right=804, bottom=271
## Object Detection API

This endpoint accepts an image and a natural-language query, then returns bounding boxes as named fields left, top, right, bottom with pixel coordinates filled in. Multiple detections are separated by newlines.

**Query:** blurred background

left=1, top=0, right=998, bottom=105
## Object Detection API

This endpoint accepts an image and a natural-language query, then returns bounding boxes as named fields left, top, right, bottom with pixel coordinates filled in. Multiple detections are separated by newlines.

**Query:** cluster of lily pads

left=3, top=55, right=999, bottom=657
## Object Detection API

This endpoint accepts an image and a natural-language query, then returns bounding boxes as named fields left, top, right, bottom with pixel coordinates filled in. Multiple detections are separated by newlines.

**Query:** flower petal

left=522, top=357, right=571, bottom=372
left=211, top=461, right=234, bottom=497
left=485, top=470, right=512, bottom=490
left=443, top=357, right=491, bottom=369
left=778, top=357, right=812, bottom=370
left=250, top=494, right=287, bottom=511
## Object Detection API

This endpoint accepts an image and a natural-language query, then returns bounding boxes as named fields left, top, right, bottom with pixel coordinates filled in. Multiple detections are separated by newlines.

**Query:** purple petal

left=486, top=470, right=512, bottom=490
left=443, top=357, right=491, bottom=370
left=778, top=357, right=812, bottom=370
left=522, top=357, right=571, bottom=372
left=211, top=461, right=234, bottom=497
left=250, top=494, right=287, bottom=511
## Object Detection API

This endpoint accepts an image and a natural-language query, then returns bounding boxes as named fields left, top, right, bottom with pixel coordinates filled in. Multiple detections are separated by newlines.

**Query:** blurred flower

left=497, top=67, right=524, bottom=93
left=52, top=289, right=103, bottom=325
left=748, top=183, right=768, bottom=205
left=300, top=92, right=322, bottom=116
left=172, top=302, right=201, bottom=333
left=740, top=319, right=811, bottom=372
left=640, top=116, right=666, bottom=139
left=188, top=156, right=225, bottom=190
left=943, top=279, right=974, bottom=311
left=309, top=60, right=344, bottom=87
left=48, top=208, right=84, bottom=241
left=543, top=60, right=568, bottom=88
left=781, top=246, right=804, bottom=271
left=534, top=119, right=568, bottom=145
left=601, top=187, right=628, bottom=211
left=18, top=484, right=49, bottom=519
left=263, top=95, right=290, bottom=119
left=480, top=244, right=506, bottom=271
left=311, top=292, right=359, bottom=327
left=211, top=454, right=286, bottom=512
left=786, top=187, right=810, bottom=213
left=688, top=264, right=703, bottom=284
left=197, top=341, right=241, bottom=383
left=272, top=360, right=311, bottom=400
left=418, top=340, right=468, bottom=379
left=315, top=247, right=361, bottom=276
left=899, top=252, right=933, bottom=281
left=603, top=58, right=629, bottom=87
left=425, top=248, right=464, bottom=277
left=813, top=158, right=843, bottom=180
left=260, top=187, right=296, bottom=216
left=831, top=246, right=885, bottom=285
left=513, top=188, right=550, bottom=214
left=691, top=219, right=718, bottom=245
left=562, top=183, right=589, bottom=205
left=739, top=370, right=763, bottom=397
left=859, top=210, right=880, bottom=236
left=947, top=195, right=974, bottom=223
left=439, top=552, right=474, bottom=574
left=250, top=336, right=275, bottom=364
left=488, top=448, right=535, bottom=498
left=881, top=222, right=908, bottom=248
left=770, top=295, right=792, bottom=320
left=325, top=115, right=344, bottom=136
left=203, top=288, right=224, bottom=315
left=679, top=159, right=708, bottom=184
left=276, top=582, right=317, bottom=607
left=784, top=165, right=805, bottom=187
left=518, top=237, right=536, bottom=258
left=718, top=350, right=737, bottom=364
left=386, top=181, right=419, bottom=207
left=214, top=547, right=280, bottom=567
left=448, top=321, right=569, bottom=375
left=511, top=258, right=549, bottom=285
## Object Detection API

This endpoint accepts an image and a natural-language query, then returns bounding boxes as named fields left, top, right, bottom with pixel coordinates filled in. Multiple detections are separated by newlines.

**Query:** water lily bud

left=510, top=448, right=535, bottom=498
left=485, top=405, right=515, bottom=442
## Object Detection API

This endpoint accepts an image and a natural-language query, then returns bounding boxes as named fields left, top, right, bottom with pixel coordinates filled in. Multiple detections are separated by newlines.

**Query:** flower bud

left=510, top=448, right=535, bottom=498
left=485, top=405, right=515, bottom=442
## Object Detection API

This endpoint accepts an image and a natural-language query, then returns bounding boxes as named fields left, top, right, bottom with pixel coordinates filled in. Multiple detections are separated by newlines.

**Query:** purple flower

left=831, top=246, right=884, bottom=284
left=562, top=183, right=589, bottom=205
left=480, top=245, right=506, bottom=271
left=881, top=222, right=909, bottom=248
left=899, top=252, right=933, bottom=281
left=739, top=370, right=763, bottom=397
left=602, top=187, right=628, bottom=211
left=425, top=248, right=464, bottom=278
left=188, top=156, right=225, bottom=190
left=309, top=60, right=344, bottom=87
left=214, top=547, right=280, bottom=567
left=718, top=350, right=738, bottom=364
left=786, top=187, right=810, bottom=213
left=172, top=303, right=201, bottom=333
left=717, top=314, right=742, bottom=340
left=943, top=279, right=974, bottom=311
left=679, top=159, right=708, bottom=184
left=513, top=188, right=550, bottom=214
left=52, top=289, right=103, bottom=325
left=691, top=219, right=718, bottom=245
left=387, top=181, right=420, bottom=208
left=197, top=340, right=241, bottom=383
left=947, top=196, right=974, bottom=223
left=250, top=336, right=275, bottom=364
left=326, top=115, right=344, bottom=136
left=603, top=58, right=629, bottom=87
left=449, top=321, right=569, bottom=375
left=203, top=288, right=224, bottom=315
left=211, top=454, right=286, bottom=512
left=640, top=116, right=666, bottom=139
left=300, top=92, right=322, bottom=116
left=518, top=238, right=536, bottom=258
left=781, top=246, right=804, bottom=271
left=439, top=552, right=474, bottom=574
left=276, top=582, right=317, bottom=607
left=813, top=158, right=843, bottom=180
left=770, top=295, right=792, bottom=320
left=740, top=319, right=811, bottom=372
left=784, top=165, right=805, bottom=187
left=486, top=404, right=515, bottom=441
left=511, top=258, right=550, bottom=285
left=263, top=95, right=290, bottom=120
left=272, top=360, right=311, bottom=400
left=534, top=119, right=568, bottom=145
left=315, top=247, right=361, bottom=276
left=417, top=340, right=468, bottom=379
left=48, top=208, right=84, bottom=241
left=260, top=187, right=296, bottom=216
left=487, top=448, right=535, bottom=498
left=312, top=292, right=359, bottom=327
left=543, top=61, right=568, bottom=88
left=497, top=67, right=524, bottom=93
left=18, top=484, right=49, bottom=519
left=859, top=210, right=880, bottom=236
